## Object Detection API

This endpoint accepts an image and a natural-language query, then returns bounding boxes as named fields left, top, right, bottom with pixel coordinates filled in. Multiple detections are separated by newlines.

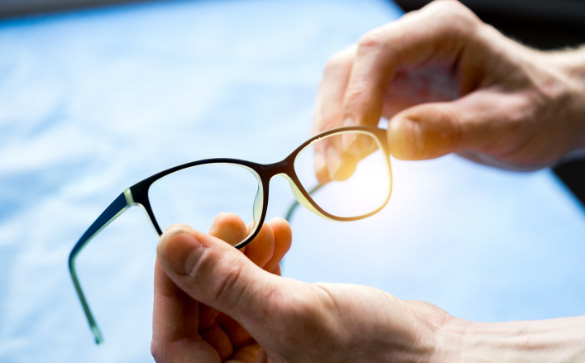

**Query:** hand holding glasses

left=68, top=126, right=392, bottom=343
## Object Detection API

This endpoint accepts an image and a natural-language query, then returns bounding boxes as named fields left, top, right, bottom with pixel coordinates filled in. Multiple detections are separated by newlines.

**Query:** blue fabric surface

left=0, top=0, right=583, bottom=361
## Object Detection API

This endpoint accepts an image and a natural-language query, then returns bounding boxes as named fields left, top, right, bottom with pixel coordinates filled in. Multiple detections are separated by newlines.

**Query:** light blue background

left=0, top=0, right=584, bottom=362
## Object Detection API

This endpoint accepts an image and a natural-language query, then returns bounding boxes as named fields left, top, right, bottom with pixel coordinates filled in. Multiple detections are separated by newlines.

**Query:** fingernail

left=326, top=145, right=341, bottom=179
left=343, top=117, right=354, bottom=127
left=390, top=117, right=422, bottom=159
left=158, top=230, right=202, bottom=275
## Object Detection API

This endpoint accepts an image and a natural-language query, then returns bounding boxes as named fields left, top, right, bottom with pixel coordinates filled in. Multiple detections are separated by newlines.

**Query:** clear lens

left=294, top=131, right=391, bottom=218
left=148, top=163, right=262, bottom=245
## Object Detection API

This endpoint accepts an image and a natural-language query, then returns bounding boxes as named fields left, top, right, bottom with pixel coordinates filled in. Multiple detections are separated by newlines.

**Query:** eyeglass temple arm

left=284, top=184, right=323, bottom=222
left=68, top=190, right=133, bottom=344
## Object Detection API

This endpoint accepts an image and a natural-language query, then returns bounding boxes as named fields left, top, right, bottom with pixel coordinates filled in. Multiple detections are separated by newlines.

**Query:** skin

left=152, top=215, right=585, bottom=362
left=152, top=213, right=448, bottom=362
left=153, top=1, right=585, bottom=361
left=313, top=0, right=585, bottom=179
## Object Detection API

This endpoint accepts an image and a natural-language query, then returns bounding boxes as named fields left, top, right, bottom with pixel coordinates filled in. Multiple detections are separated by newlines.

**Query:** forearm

left=435, top=315, right=585, bottom=362
left=546, top=45, right=585, bottom=155
left=548, top=45, right=585, bottom=84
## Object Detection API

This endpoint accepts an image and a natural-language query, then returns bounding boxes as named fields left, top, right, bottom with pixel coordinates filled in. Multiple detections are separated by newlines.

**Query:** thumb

left=388, top=91, right=512, bottom=160
left=388, top=102, right=462, bottom=160
left=156, top=226, right=279, bottom=323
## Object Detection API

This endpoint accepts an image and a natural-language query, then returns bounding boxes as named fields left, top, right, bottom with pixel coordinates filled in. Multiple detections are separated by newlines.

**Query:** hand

left=313, top=0, right=585, bottom=177
left=151, top=213, right=585, bottom=361
left=151, top=213, right=450, bottom=362
left=151, top=213, right=291, bottom=362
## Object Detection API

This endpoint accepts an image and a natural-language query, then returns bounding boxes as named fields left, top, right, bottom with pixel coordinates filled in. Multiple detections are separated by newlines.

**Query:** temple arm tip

left=92, top=325, right=104, bottom=345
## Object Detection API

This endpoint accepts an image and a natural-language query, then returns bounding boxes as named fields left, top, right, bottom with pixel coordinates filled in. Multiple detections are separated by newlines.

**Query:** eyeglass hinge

left=123, top=188, right=136, bottom=206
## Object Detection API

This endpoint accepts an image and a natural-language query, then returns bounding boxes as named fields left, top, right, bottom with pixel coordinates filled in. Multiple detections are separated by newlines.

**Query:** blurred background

left=0, top=0, right=584, bottom=362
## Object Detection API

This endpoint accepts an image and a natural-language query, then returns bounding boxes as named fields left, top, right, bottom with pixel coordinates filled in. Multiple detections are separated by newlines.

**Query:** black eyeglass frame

left=68, top=125, right=391, bottom=344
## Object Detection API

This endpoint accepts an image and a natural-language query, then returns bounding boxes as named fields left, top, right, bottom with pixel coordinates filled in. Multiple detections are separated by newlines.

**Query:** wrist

left=434, top=316, right=585, bottom=362
left=431, top=316, right=469, bottom=362
left=545, top=46, right=585, bottom=155
left=546, top=45, right=585, bottom=87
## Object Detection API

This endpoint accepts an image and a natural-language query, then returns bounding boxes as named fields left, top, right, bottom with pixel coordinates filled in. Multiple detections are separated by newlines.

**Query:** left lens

left=148, top=163, right=262, bottom=246
left=293, top=130, right=391, bottom=219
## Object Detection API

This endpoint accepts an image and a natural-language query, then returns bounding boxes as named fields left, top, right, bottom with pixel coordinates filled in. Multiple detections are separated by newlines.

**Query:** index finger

left=343, top=1, right=480, bottom=127
left=312, top=45, right=355, bottom=136
left=312, top=46, right=355, bottom=183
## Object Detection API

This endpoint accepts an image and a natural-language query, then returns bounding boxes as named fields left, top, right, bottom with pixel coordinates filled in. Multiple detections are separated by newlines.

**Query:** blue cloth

left=0, top=0, right=583, bottom=361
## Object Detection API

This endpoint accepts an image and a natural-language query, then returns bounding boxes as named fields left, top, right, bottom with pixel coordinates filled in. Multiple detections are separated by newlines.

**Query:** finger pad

left=209, top=212, right=248, bottom=246
left=244, top=224, right=274, bottom=268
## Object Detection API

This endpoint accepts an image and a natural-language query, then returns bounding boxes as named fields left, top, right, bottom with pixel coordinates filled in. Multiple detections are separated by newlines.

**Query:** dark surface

left=0, top=0, right=152, bottom=18
left=395, top=0, right=585, bottom=208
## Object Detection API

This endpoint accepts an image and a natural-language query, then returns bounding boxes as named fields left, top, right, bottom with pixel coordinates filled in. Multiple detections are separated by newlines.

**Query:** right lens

left=148, top=163, right=262, bottom=245
left=294, top=130, right=391, bottom=218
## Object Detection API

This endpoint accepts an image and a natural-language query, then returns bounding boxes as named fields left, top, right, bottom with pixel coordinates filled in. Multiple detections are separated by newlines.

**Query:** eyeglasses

left=68, top=126, right=392, bottom=344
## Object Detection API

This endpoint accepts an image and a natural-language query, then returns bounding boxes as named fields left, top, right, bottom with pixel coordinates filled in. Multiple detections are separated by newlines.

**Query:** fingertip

left=264, top=218, right=292, bottom=273
left=165, top=223, right=195, bottom=234
left=159, top=225, right=195, bottom=260
left=389, top=116, right=423, bottom=159
left=157, top=229, right=203, bottom=276
left=389, top=103, right=462, bottom=160
left=158, top=226, right=192, bottom=257
left=244, top=222, right=275, bottom=268
left=268, top=217, right=292, bottom=243
left=208, top=212, right=248, bottom=246
left=268, top=216, right=291, bottom=227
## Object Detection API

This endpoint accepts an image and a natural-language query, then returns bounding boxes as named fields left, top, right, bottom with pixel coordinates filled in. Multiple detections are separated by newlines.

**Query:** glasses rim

left=68, top=125, right=391, bottom=344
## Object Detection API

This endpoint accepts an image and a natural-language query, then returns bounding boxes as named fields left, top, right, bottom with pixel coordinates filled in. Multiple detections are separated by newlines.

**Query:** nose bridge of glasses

left=261, top=158, right=292, bottom=176
left=261, top=157, right=335, bottom=221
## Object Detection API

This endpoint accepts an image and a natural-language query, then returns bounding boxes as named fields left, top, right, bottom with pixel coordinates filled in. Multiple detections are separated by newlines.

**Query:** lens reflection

left=294, top=131, right=391, bottom=218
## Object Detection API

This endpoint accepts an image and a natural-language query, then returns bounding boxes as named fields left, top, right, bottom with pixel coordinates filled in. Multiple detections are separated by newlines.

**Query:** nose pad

left=284, top=176, right=333, bottom=221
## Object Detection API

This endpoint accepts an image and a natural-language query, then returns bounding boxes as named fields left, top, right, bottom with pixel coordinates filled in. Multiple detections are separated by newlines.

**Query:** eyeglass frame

left=68, top=125, right=392, bottom=344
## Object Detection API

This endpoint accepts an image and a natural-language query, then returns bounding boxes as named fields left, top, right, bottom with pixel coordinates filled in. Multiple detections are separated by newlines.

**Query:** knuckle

left=208, top=253, right=247, bottom=308
left=318, top=112, right=342, bottom=131
left=403, top=1, right=481, bottom=51
left=428, top=1, right=478, bottom=32
left=315, top=99, right=344, bottom=131
left=357, top=29, right=385, bottom=52
left=343, top=85, right=362, bottom=108
left=427, top=0, right=467, bottom=14
left=344, top=82, right=381, bottom=118
left=323, top=51, right=348, bottom=75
